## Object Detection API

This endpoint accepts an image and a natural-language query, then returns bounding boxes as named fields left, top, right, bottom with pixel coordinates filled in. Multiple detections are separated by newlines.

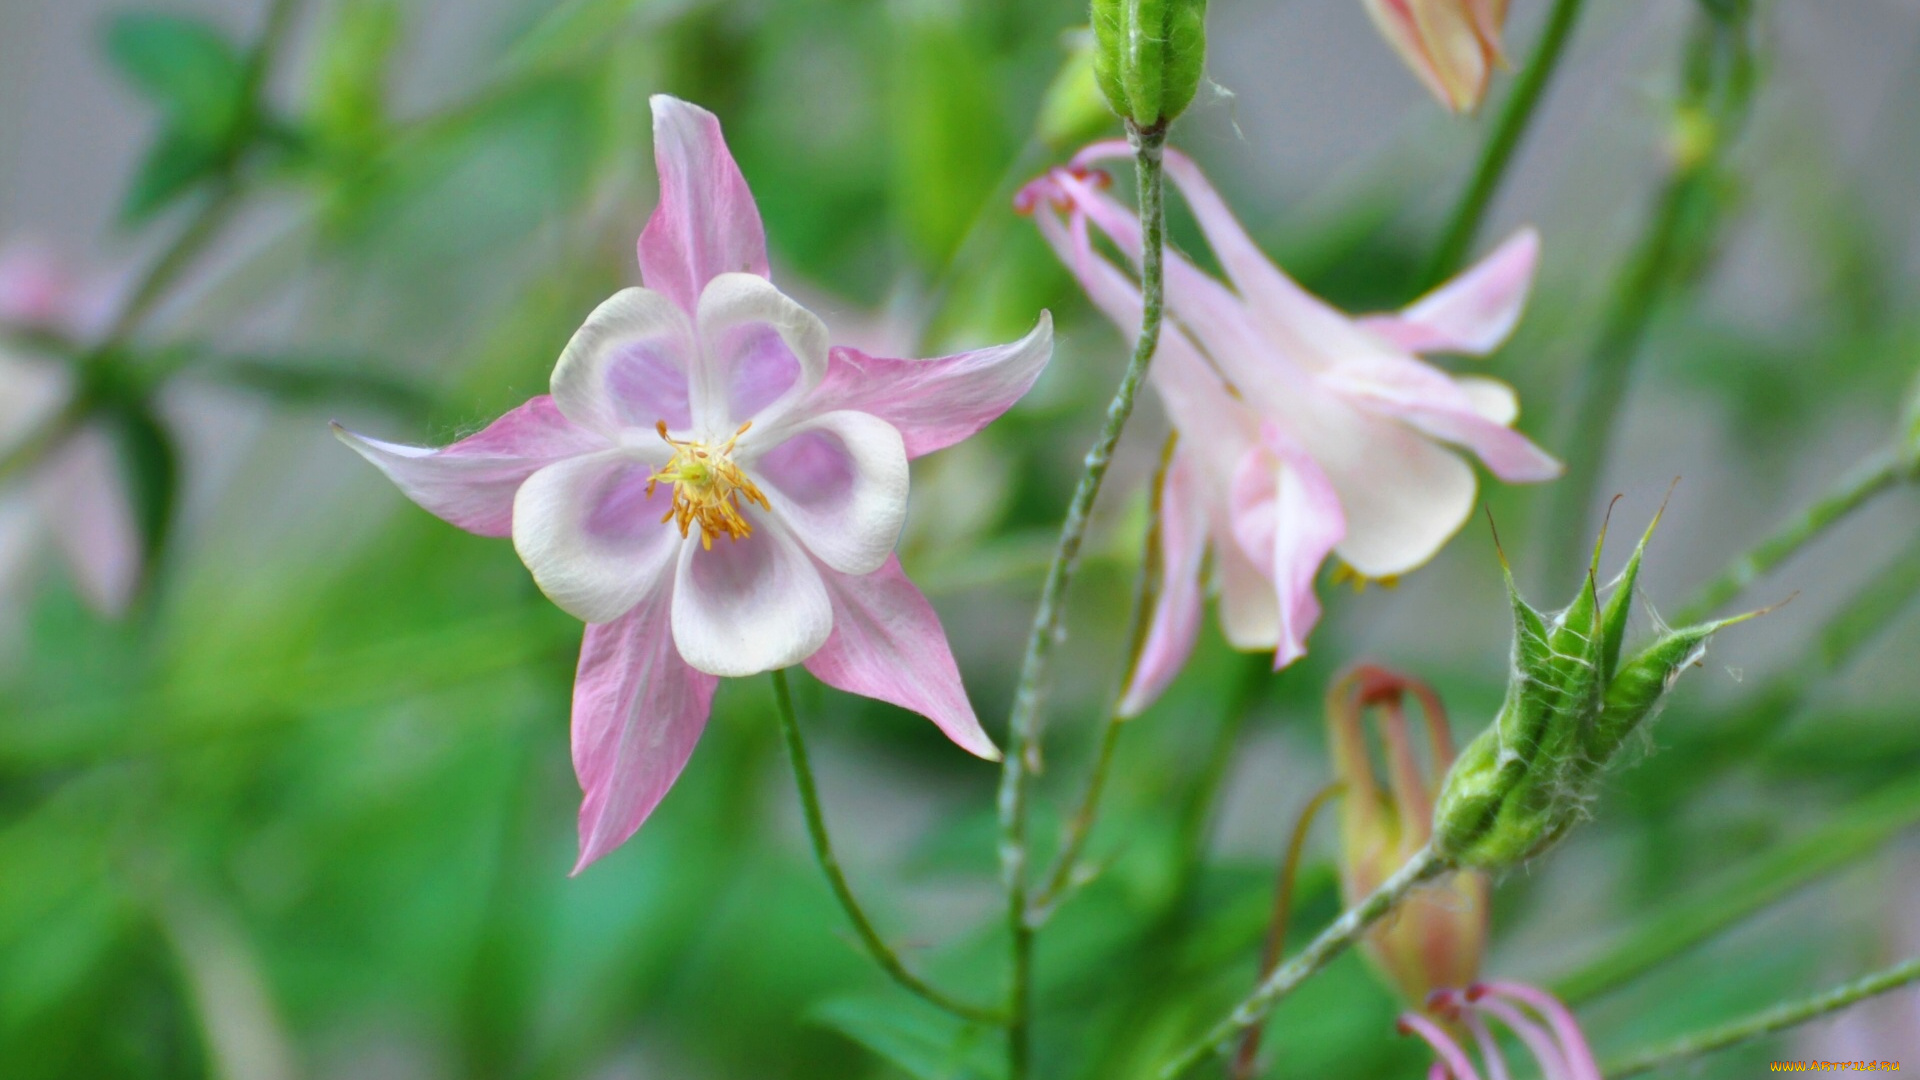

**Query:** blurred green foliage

left=2, top=0, right=1919, bottom=1078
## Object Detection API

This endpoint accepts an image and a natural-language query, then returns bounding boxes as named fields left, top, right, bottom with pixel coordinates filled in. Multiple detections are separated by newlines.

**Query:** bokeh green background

left=2, top=0, right=1919, bottom=1076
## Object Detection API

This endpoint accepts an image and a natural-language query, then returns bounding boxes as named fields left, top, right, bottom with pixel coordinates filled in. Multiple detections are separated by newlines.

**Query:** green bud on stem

left=1433, top=503, right=1764, bottom=870
left=1090, top=0, right=1208, bottom=131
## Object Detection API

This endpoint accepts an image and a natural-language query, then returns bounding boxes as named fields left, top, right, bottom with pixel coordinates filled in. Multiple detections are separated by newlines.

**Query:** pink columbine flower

left=1401, top=982, right=1602, bottom=1080
left=337, top=96, right=1053, bottom=871
left=0, top=247, right=142, bottom=620
left=1018, top=142, right=1559, bottom=717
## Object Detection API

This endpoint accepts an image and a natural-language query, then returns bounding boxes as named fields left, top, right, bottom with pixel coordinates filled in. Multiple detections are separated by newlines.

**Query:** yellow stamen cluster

left=1331, top=564, right=1401, bottom=594
left=647, top=420, right=769, bottom=550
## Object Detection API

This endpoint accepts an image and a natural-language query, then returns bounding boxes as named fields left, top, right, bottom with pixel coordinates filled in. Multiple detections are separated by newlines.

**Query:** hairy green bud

left=1090, top=0, right=1208, bottom=130
left=1433, top=507, right=1760, bottom=870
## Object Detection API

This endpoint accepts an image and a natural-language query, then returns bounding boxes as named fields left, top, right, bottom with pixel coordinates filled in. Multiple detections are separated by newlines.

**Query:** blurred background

left=2, top=0, right=1919, bottom=1077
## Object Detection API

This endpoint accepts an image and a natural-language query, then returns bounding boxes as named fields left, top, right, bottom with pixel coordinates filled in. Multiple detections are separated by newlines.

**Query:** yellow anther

left=648, top=420, right=769, bottom=547
left=1331, top=564, right=1400, bottom=594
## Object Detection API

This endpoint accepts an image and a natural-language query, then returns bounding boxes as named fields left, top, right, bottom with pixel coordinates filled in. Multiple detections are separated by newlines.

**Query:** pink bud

left=1328, top=664, right=1489, bottom=1006
left=1361, top=0, right=1509, bottom=113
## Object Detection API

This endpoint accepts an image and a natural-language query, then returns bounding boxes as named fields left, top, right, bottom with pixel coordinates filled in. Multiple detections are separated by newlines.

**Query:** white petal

left=671, top=518, right=832, bottom=677
left=747, top=410, right=907, bottom=577
left=1322, top=418, right=1478, bottom=578
left=1214, top=530, right=1280, bottom=651
left=512, top=449, right=680, bottom=623
left=692, top=272, right=829, bottom=434
left=1455, top=375, right=1519, bottom=425
left=550, top=288, right=698, bottom=437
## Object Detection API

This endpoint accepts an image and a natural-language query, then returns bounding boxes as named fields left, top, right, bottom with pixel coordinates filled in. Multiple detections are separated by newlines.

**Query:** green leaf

left=812, top=995, right=1004, bottom=1080
left=99, top=402, right=178, bottom=568
left=104, top=12, right=247, bottom=140
left=122, top=127, right=226, bottom=223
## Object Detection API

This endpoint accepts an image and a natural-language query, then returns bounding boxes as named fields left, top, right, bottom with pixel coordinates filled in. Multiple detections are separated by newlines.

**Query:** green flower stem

left=1158, top=845, right=1451, bottom=1080
left=1603, top=955, right=1920, bottom=1078
left=1553, top=770, right=1920, bottom=1006
left=1539, top=8, right=1756, bottom=585
left=769, top=670, right=1003, bottom=1026
left=1676, top=447, right=1910, bottom=625
left=1027, top=434, right=1177, bottom=923
left=1421, top=0, right=1591, bottom=288
left=1231, top=782, right=1344, bottom=1080
left=997, top=119, right=1168, bottom=1080
left=99, top=183, right=242, bottom=351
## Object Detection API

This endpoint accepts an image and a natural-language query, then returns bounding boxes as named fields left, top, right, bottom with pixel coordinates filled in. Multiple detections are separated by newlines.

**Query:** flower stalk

left=1602, top=955, right=1920, bottom=1079
left=771, top=670, right=1004, bottom=1025
left=997, top=117, right=1167, bottom=1080
left=1422, top=0, right=1591, bottom=287
left=1158, top=844, right=1452, bottom=1079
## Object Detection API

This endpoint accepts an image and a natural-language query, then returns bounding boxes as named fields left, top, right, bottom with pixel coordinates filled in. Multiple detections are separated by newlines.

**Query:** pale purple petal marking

left=692, top=273, right=829, bottom=435
left=550, top=288, right=695, bottom=438
left=637, top=95, right=771, bottom=314
left=333, top=396, right=609, bottom=538
left=670, top=517, right=832, bottom=677
left=804, top=555, right=999, bottom=760
left=571, top=586, right=719, bottom=873
left=513, top=449, right=680, bottom=624
left=749, top=410, right=906, bottom=577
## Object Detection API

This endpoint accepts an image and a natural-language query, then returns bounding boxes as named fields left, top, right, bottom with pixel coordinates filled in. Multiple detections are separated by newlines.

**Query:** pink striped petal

left=1229, top=426, right=1346, bottom=668
left=804, top=314, right=1053, bottom=459
left=1479, top=982, right=1600, bottom=1080
left=37, top=425, right=140, bottom=617
left=1118, top=447, right=1209, bottom=718
left=637, top=96, right=771, bottom=315
left=1472, top=998, right=1572, bottom=1080
left=1400, top=1012, right=1486, bottom=1080
left=571, top=585, right=719, bottom=872
left=1321, top=355, right=1561, bottom=483
left=1359, top=230, right=1539, bottom=356
left=334, top=397, right=609, bottom=538
left=803, top=555, right=998, bottom=760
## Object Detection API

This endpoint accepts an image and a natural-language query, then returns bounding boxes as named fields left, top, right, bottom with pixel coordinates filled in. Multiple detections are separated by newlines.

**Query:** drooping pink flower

left=1362, top=0, right=1510, bottom=113
left=1401, top=982, right=1602, bottom=1080
left=0, top=247, right=142, bottom=620
left=1018, top=142, right=1558, bottom=717
left=338, top=96, right=1053, bottom=871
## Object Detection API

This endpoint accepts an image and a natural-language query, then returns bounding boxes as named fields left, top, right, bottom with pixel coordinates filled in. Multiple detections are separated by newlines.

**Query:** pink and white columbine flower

left=0, top=246, right=141, bottom=620
left=337, top=96, right=1052, bottom=871
left=1401, top=982, right=1602, bottom=1080
left=1018, top=142, right=1559, bottom=717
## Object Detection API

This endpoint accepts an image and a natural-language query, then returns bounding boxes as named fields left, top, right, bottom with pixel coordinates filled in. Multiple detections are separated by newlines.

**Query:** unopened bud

left=1433, top=505, right=1760, bottom=870
left=1330, top=666, right=1488, bottom=1006
left=1090, top=0, right=1208, bottom=131
left=1360, top=0, right=1508, bottom=113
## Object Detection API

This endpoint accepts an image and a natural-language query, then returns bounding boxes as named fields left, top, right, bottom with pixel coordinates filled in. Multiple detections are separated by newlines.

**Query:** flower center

left=647, top=420, right=769, bottom=549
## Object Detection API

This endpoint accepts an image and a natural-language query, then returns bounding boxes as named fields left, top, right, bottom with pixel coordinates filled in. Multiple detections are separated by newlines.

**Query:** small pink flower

left=0, top=247, right=142, bottom=620
left=1019, top=143, right=1558, bottom=716
left=1402, top=982, right=1602, bottom=1080
left=338, top=96, right=1053, bottom=871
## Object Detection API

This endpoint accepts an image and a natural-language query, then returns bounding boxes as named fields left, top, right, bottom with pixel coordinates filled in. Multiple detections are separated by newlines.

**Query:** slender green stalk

left=1158, top=845, right=1450, bottom=1079
left=99, top=184, right=242, bottom=350
left=1028, top=433, right=1178, bottom=922
left=1554, top=770, right=1920, bottom=1006
left=1675, top=448, right=1908, bottom=624
left=1603, top=956, right=1920, bottom=1078
left=769, top=670, right=1003, bottom=1026
left=1421, top=0, right=1591, bottom=287
left=1231, top=782, right=1344, bottom=1080
left=1539, top=7, right=1757, bottom=585
left=997, top=119, right=1168, bottom=1080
